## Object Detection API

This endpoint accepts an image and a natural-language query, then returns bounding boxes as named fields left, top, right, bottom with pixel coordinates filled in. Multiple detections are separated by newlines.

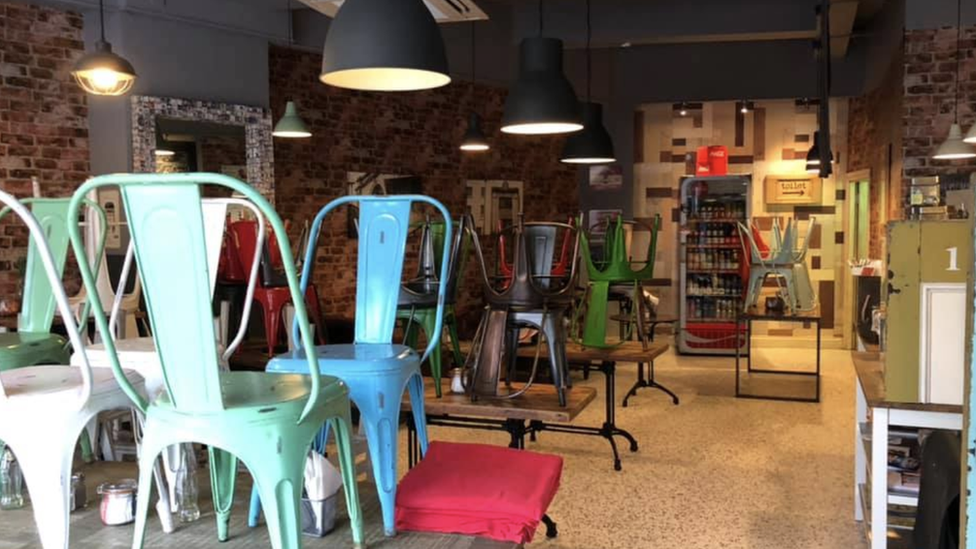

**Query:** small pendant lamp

left=320, top=0, right=450, bottom=92
left=460, top=22, right=489, bottom=152
left=274, top=0, right=311, bottom=139
left=72, top=0, right=137, bottom=96
left=561, top=0, right=614, bottom=164
left=501, top=0, right=582, bottom=135
left=935, top=0, right=976, bottom=158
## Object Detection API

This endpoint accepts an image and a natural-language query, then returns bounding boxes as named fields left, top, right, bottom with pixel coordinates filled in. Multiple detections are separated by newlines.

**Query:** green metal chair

left=67, top=173, right=364, bottom=549
left=0, top=198, right=105, bottom=370
left=397, top=217, right=471, bottom=397
left=577, top=215, right=660, bottom=348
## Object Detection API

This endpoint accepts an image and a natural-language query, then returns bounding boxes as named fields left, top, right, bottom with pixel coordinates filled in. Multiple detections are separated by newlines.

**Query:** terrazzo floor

left=428, top=343, right=869, bottom=549
left=0, top=341, right=871, bottom=548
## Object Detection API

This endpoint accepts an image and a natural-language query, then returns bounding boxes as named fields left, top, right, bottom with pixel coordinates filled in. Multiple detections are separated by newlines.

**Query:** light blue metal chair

left=248, top=195, right=452, bottom=537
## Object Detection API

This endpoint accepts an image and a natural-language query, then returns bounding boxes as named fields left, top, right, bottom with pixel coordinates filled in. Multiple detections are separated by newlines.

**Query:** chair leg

left=15, top=434, right=75, bottom=549
left=248, top=445, right=306, bottom=549
left=247, top=484, right=262, bottom=528
left=209, top=447, right=238, bottom=542
left=131, top=428, right=168, bottom=549
left=359, top=377, right=408, bottom=537
left=540, top=312, right=569, bottom=407
left=330, top=411, right=365, bottom=549
left=582, top=281, right=610, bottom=347
left=447, top=312, right=464, bottom=368
left=417, top=309, right=443, bottom=397
left=407, top=372, right=429, bottom=457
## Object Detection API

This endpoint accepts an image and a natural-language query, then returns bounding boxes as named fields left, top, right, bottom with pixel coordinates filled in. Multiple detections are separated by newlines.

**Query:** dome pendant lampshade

left=320, top=0, right=450, bottom=91
left=273, top=101, right=311, bottom=138
left=72, top=0, right=136, bottom=96
left=561, top=102, right=615, bottom=164
left=964, top=123, right=976, bottom=144
left=501, top=37, right=582, bottom=135
left=460, top=113, right=490, bottom=151
left=805, top=130, right=833, bottom=171
left=934, top=123, right=976, bottom=159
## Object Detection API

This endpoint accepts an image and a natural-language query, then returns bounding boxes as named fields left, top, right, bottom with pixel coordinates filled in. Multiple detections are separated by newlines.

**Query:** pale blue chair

left=248, top=195, right=452, bottom=537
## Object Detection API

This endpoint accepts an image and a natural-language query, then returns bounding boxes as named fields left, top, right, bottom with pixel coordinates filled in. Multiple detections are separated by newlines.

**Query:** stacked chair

left=465, top=215, right=580, bottom=407
left=68, top=173, right=364, bottom=549
left=398, top=216, right=471, bottom=397
left=0, top=187, right=145, bottom=549
left=738, top=217, right=818, bottom=312
left=0, top=197, right=105, bottom=370
left=577, top=215, right=660, bottom=348
left=249, top=194, right=452, bottom=537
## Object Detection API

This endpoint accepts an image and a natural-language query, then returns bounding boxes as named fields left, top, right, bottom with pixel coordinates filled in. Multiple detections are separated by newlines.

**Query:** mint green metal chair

left=67, top=173, right=364, bottom=549
left=577, top=215, right=660, bottom=348
left=0, top=198, right=105, bottom=370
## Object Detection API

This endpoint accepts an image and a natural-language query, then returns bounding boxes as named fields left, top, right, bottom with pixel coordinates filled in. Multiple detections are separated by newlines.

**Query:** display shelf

left=685, top=318, right=737, bottom=323
left=687, top=269, right=740, bottom=274
left=686, top=293, right=742, bottom=298
left=685, top=244, right=740, bottom=249
left=685, top=219, right=741, bottom=224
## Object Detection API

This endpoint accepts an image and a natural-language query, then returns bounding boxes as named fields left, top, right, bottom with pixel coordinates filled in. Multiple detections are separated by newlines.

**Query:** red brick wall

left=0, top=3, right=89, bottom=300
left=269, top=45, right=579, bottom=326
left=200, top=135, right=246, bottom=174
left=847, top=49, right=904, bottom=258
left=902, top=26, right=976, bottom=194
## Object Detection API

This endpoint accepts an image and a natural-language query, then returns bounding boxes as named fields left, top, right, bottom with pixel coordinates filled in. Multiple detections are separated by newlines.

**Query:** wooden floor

left=0, top=461, right=518, bottom=549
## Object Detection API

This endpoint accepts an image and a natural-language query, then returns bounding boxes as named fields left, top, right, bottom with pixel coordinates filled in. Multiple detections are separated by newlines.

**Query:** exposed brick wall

left=847, top=49, right=904, bottom=258
left=200, top=135, right=246, bottom=174
left=269, top=45, right=578, bottom=328
left=0, top=3, right=89, bottom=302
left=902, top=26, right=976, bottom=198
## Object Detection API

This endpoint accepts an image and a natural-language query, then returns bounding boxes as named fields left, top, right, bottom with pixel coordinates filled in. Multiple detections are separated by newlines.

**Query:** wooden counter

left=411, top=379, right=596, bottom=424
left=852, top=352, right=963, bottom=414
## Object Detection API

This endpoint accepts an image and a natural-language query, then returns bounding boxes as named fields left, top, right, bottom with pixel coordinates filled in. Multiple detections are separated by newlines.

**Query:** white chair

left=0, top=188, right=145, bottom=549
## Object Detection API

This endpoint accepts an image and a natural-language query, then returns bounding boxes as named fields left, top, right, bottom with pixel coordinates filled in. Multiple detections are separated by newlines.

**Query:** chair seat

left=0, top=332, right=69, bottom=370
left=72, top=337, right=163, bottom=397
left=395, top=441, right=563, bottom=544
left=0, top=365, right=143, bottom=403
left=268, top=344, right=419, bottom=376
left=153, top=370, right=347, bottom=412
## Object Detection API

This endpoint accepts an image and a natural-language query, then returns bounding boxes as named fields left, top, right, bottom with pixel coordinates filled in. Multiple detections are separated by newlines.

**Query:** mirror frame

left=130, top=95, right=275, bottom=202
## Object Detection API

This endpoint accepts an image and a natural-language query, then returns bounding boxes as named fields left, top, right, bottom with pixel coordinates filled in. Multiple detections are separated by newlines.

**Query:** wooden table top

left=412, top=379, right=596, bottom=423
left=514, top=340, right=669, bottom=364
left=853, top=352, right=963, bottom=414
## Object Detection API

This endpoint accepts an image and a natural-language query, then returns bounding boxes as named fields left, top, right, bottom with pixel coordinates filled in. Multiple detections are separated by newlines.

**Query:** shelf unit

left=854, top=355, right=962, bottom=549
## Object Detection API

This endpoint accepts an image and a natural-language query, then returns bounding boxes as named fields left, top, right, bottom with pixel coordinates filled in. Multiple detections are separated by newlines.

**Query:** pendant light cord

left=98, top=0, right=106, bottom=42
left=538, top=0, right=544, bottom=35
left=287, top=0, right=293, bottom=45
left=471, top=21, right=476, bottom=81
left=954, top=0, right=962, bottom=123
left=586, top=0, right=591, bottom=102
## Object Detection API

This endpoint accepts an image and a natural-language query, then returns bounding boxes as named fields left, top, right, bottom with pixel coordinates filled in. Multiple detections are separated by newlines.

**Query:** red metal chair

left=227, top=220, right=325, bottom=356
left=498, top=217, right=574, bottom=284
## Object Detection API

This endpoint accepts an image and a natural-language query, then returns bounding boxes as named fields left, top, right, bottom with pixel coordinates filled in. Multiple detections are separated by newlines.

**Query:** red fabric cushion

left=395, top=441, right=563, bottom=544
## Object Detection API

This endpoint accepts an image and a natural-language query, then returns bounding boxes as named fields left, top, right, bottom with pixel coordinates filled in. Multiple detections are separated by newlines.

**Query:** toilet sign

left=764, top=175, right=822, bottom=205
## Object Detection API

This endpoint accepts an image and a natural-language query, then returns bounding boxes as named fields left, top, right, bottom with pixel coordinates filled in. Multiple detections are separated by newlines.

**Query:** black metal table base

left=407, top=360, right=638, bottom=471
left=622, top=359, right=680, bottom=407
left=734, top=312, right=822, bottom=403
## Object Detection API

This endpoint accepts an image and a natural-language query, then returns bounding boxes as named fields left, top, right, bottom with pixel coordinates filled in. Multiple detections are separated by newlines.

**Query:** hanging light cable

left=274, top=0, right=312, bottom=139
left=72, top=0, right=137, bottom=96
left=461, top=21, right=489, bottom=152
left=561, top=0, right=615, bottom=163
left=939, top=0, right=976, bottom=156
left=501, top=0, right=582, bottom=135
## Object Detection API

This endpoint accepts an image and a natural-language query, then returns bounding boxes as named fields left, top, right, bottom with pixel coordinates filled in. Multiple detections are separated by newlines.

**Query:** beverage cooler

left=677, top=175, right=751, bottom=355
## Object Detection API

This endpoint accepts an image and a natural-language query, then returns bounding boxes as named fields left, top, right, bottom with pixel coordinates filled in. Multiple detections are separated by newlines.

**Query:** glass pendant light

left=274, top=0, right=311, bottom=139
left=935, top=0, right=976, bottom=159
left=501, top=0, right=582, bottom=135
left=460, top=22, right=489, bottom=152
left=320, top=0, right=450, bottom=92
left=561, top=0, right=614, bottom=164
left=72, top=0, right=137, bottom=96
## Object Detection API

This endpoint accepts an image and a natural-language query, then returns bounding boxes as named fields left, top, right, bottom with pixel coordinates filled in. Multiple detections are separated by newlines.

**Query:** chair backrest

left=750, top=223, right=770, bottom=260
left=300, top=195, right=452, bottom=361
left=69, top=173, right=322, bottom=422
left=769, top=218, right=797, bottom=264
left=0, top=190, right=93, bottom=405
left=738, top=222, right=766, bottom=265
left=794, top=217, right=817, bottom=262
left=426, top=216, right=472, bottom=304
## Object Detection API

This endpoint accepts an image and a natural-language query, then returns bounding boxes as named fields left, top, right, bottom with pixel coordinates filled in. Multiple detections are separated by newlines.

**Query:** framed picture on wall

left=589, top=165, right=623, bottom=191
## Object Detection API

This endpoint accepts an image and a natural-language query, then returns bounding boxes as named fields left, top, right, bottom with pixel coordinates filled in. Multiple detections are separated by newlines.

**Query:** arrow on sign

left=783, top=190, right=806, bottom=196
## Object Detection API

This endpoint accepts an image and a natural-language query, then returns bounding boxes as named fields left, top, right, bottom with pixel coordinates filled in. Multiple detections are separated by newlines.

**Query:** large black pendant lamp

left=501, top=0, right=582, bottom=135
left=460, top=22, right=490, bottom=152
left=561, top=0, right=614, bottom=164
left=936, top=0, right=976, bottom=158
left=72, top=0, right=137, bottom=96
left=320, top=0, right=450, bottom=91
left=805, top=130, right=833, bottom=173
